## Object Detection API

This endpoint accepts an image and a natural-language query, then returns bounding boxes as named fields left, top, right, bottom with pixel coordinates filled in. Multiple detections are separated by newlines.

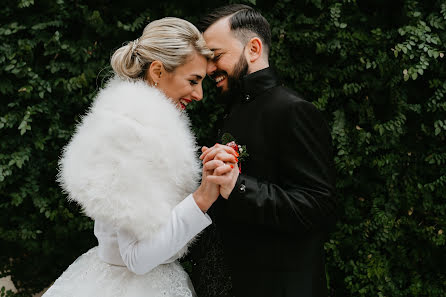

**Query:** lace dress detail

left=43, top=247, right=196, bottom=297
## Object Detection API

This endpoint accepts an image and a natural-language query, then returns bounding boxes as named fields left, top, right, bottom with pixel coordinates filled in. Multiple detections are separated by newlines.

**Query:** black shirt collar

left=240, top=67, right=280, bottom=103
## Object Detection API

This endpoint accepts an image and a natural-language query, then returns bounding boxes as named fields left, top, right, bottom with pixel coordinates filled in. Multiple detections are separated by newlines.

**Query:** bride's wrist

left=193, top=188, right=211, bottom=213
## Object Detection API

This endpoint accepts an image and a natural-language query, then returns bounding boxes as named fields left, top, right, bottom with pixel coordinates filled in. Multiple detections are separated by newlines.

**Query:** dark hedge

left=1, top=0, right=445, bottom=296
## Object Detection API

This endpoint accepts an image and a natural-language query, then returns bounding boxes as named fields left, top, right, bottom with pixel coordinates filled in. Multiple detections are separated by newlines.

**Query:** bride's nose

left=191, top=85, right=203, bottom=101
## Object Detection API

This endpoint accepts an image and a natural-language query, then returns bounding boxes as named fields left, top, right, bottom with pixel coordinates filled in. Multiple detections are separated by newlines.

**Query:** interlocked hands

left=193, top=144, right=240, bottom=212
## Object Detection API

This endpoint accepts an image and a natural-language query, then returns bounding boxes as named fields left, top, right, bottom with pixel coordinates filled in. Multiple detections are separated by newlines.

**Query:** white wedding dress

left=43, top=195, right=211, bottom=297
left=42, top=247, right=195, bottom=297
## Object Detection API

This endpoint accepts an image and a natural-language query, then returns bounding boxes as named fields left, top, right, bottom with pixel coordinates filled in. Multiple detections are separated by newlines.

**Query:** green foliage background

left=1, top=0, right=445, bottom=296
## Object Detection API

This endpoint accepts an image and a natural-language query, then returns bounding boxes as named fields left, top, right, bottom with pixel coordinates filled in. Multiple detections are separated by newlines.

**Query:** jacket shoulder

left=267, top=85, right=318, bottom=115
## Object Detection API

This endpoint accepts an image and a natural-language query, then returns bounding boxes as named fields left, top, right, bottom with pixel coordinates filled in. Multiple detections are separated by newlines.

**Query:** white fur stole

left=58, top=78, right=201, bottom=244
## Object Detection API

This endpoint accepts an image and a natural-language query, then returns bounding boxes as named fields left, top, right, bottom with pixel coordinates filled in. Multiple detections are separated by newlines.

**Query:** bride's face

left=158, top=53, right=207, bottom=110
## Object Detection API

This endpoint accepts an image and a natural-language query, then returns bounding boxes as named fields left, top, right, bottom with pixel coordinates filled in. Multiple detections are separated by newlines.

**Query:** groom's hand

left=205, top=161, right=239, bottom=199
left=193, top=159, right=233, bottom=212
left=200, top=144, right=238, bottom=164
left=200, top=145, right=239, bottom=199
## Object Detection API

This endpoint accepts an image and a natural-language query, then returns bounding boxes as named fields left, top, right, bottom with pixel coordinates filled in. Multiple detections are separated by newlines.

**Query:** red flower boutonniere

left=221, top=133, right=249, bottom=173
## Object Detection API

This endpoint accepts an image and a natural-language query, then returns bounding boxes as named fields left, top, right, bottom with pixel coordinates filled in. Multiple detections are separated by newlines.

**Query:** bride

left=43, top=17, right=238, bottom=297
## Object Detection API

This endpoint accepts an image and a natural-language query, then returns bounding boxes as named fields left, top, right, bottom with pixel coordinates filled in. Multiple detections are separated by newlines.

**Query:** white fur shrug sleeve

left=58, top=78, right=201, bottom=241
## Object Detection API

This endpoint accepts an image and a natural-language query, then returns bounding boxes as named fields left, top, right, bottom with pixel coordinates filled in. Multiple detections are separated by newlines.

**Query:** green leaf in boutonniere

left=221, top=132, right=249, bottom=163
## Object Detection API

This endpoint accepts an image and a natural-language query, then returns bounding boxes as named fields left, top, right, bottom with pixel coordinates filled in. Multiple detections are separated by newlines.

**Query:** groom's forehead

left=204, top=31, right=239, bottom=51
left=204, top=17, right=232, bottom=40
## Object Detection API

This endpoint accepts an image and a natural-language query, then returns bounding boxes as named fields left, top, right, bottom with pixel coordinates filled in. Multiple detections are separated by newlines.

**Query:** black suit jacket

left=191, top=67, right=336, bottom=297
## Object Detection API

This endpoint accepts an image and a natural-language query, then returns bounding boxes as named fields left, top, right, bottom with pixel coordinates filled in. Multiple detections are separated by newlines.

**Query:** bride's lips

left=179, top=98, right=192, bottom=110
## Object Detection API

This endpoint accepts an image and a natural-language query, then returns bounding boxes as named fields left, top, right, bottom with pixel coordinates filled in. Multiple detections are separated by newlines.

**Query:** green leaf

left=4, top=64, right=14, bottom=71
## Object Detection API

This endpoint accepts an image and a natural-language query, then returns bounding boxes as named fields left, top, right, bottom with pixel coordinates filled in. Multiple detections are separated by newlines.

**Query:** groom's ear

left=146, top=60, right=164, bottom=84
left=245, top=37, right=263, bottom=63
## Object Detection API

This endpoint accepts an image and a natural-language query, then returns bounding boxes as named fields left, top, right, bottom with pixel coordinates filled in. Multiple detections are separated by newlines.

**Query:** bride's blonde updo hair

left=111, top=17, right=213, bottom=80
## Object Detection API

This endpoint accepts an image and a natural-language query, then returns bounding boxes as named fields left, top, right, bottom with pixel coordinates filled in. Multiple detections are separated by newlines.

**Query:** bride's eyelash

left=189, top=80, right=198, bottom=85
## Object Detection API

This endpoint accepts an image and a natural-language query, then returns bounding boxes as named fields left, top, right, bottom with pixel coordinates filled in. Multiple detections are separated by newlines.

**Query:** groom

left=192, top=4, right=337, bottom=297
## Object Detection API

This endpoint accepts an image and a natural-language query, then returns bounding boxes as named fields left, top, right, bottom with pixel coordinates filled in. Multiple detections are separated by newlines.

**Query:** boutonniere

left=221, top=133, right=249, bottom=173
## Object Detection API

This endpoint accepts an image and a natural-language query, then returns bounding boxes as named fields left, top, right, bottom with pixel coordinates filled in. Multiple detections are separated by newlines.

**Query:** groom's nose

left=206, top=61, right=217, bottom=76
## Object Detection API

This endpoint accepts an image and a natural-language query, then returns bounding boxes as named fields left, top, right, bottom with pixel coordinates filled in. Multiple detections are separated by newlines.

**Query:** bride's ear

left=145, top=61, right=164, bottom=85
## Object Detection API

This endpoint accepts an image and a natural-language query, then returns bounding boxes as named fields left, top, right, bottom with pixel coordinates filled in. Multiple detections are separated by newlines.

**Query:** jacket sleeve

left=118, top=194, right=212, bottom=275
left=223, top=100, right=336, bottom=234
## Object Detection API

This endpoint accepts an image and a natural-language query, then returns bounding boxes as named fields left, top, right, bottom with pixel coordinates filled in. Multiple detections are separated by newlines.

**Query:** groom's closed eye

left=213, top=53, right=222, bottom=62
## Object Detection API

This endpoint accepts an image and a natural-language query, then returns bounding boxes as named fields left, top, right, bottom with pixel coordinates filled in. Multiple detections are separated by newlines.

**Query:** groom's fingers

left=206, top=169, right=236, bottom=185
left=214, top=151, right=237, bottom=164
left=213, top=163, right=234, bottom=176
left=202, top=148, right=238, bottom=164
left=207, top=163, right=239, bottom=199
left=203, top=160, right=234, bottom=176
left=206, top=175, right=229, bottom=185
left=199, top=145, right=214, bottom=160
left=199, top=144, right=237, bottom=160
left=203, top=160, right=225, bottom=172
left=200, top=145, right=212, bottom=159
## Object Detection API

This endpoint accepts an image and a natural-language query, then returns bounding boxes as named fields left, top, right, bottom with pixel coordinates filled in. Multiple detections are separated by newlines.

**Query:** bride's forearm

left=117, top=194, right=211, bottom=275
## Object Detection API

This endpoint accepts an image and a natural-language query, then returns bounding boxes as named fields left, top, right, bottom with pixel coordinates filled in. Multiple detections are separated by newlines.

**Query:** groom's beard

left=227, top=53, right=249, bottom=93
left=216, top=53, right=249, bottom=107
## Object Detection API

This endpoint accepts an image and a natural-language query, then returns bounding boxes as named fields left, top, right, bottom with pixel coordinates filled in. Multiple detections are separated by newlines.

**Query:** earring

left=154, top=82, right=158, bottom=87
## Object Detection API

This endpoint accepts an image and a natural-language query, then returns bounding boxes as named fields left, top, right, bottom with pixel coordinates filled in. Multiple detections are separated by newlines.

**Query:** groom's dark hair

left=198, top=4, right=272, bottom=56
